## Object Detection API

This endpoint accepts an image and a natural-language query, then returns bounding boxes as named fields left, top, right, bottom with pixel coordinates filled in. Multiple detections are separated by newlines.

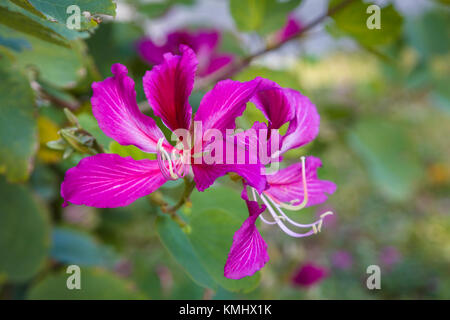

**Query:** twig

left=195, top=0, right=357, bottom=90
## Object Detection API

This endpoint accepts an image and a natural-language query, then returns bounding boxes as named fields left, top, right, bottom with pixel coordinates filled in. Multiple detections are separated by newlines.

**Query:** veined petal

left=91, top=63, right=170, bottom=154
left=143, top=45, right=197, bottom=132
left=195, top=78, right=262, bottom=134
left=251, top=78, right=294, bottom=130
left=224, top=200, right=269, bottom=279
left=61, top=153, right=167, bottom=208
left=280, top=89, right=320, bottom=153
left=264, top=156, right=336, bottom=207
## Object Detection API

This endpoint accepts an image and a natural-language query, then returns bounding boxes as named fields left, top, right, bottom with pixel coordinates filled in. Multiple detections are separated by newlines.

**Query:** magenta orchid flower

left=292, top=262, right=328, bottom=287
left=61, top=45, right=266, bottom=208
left=137, top=29, right=234, bottom=78
left=224, top=79, right=336, bottom=279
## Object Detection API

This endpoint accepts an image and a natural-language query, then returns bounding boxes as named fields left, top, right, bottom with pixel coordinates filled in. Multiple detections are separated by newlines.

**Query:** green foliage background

left=0, top=0, right=449, bottom=299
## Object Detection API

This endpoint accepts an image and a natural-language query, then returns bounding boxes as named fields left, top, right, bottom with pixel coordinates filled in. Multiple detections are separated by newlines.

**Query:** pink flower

left=137, top=29, right=234, bottom=78
left=379, top=246, right=402, bottom=269
left=292, top=262, right=328, bottom=288
left=224, top=79, right=336, bottom=279
left=61, top=45, right=266, bottom=208
left=60, top=44, right=336, bottom=281
left=274, top=15, right=303, bottom=43
left=331, top=250, right=353, bottom=270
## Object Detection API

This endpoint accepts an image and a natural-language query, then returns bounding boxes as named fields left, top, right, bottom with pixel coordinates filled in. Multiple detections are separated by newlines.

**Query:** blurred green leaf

left=156, top=215, right=217, bottom=289
left=404, top=10, right=450, bottom=59
left=0, top=4, right=68, bottom=47
left=329, top=0, right=403, bottom=47
left=348, top=119, right=423, bottom=201
left=0, top=34, right=31, bottom=51
left=109, top=141, right=156, bottom=160
left=28, top=268, right=145, bottom=299
left=189, top=187, right=261, bottom=293
left=0, top=59, right=38, bottom=182
left=86, top=22, right=143, bottom=78
left=50, top=228, right=118, bottom=267
left=27, top=0, right=116, bottom=25
left=0, top=177, right=50, bottom=282
left=230, top=0, right=301, bottom=35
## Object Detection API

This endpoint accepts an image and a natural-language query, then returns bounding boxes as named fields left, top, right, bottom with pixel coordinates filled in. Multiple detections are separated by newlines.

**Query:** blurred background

left=0, top=0, right=449, bottom=299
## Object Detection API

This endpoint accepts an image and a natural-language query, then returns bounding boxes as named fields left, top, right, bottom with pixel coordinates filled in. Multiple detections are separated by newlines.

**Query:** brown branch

left=195, top=0, right=357, bottom=90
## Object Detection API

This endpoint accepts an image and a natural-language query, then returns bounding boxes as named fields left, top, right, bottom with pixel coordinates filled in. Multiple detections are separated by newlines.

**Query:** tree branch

left=195, top=0, right=357, bottom=90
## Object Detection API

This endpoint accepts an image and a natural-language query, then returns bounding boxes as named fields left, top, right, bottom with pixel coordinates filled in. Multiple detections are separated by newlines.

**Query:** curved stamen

left=157, top=138, right=187, bottom=180
left=276, top=156, right=309, bottom=211
left=259, top=193, right=316, bottom=238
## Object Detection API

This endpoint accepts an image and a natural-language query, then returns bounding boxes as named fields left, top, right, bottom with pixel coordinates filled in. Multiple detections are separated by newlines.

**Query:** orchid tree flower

left=137, top=29, right=234, bottom=78
left=61, top=45, right=266, bottom=208
left=224, top=79, right=336, bottom=279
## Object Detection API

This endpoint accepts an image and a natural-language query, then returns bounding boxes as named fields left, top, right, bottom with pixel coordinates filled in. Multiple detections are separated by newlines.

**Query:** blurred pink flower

left=331, top=250, right=353, bottom=270
left=379, top=246, right=402, bottom=269
left=291, top=262, right=328, bottom=288
left=137, top=29, right=234, bottom=77
left=274, top=15, right=303, bottom=43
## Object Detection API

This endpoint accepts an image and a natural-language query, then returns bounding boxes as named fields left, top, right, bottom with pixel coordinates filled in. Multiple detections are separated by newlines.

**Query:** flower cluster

left=61, top=43, right=335, bottom=279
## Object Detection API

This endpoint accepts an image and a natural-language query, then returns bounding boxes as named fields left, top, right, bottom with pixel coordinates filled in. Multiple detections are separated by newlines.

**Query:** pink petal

left=195, top=78, right=262, bottom=134
left=224, top=200, right=269, bottom=279
left=292, top=262, right=327, bottom=287
left=265, top=156, right=336, bottom=207
left=91, top=63, right=170, bottom=153
left=143, top=45, right=197, bottom=132
left=61, top=153, right=167, bottom=208
left=136, top=38, right=167, bottom=66
left=275, top=15, right=303, bottom=43
left=280, top=89, right=320, bottom=153
left=199, top=53, right=234, bottom=77
left=251, top=78, right=294, bottom=130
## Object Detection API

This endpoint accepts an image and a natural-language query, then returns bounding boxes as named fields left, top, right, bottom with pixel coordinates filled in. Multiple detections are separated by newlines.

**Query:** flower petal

left=143, top=45, right=197, bottom=132
left=61, top=153, right=167, bottom=208
left=275, top=15, right=303, bottom=43
left=250, top=79, right=294, bottom=130
left=91, top=63, right=169, bottom=153
left=224, top=200, right=269, bottom=279
left=280, top=89, right=320, bottom=153
left=264, top=156, right=336, bottom=207
left=136, top=38, right=167, bottom=65
left=195, top=78, right=262, bottom=134
left=199, top=53, right=234, bottom=77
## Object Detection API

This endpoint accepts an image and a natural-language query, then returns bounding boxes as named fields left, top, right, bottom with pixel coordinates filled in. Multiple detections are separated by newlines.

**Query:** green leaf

left=27, top=0, right=116, bottom=25
left=348, top=119, right=423, bottom=201
left=0, top=177, right=50, bottom=282
left=189, top=187, right=261, bottom=292
left=85, top=22, right=143, bottom=78
left=0, top=59, right=38, bottom=182
left=0, top=5, right=68, bottom=47
left=50, top=228, right=118, bottom=267
left=0, top=34, right=31, bottom=51
left=156, top=215, right=217, bottom=289
left=189, top=207, right=261, bottom=293
left=404, top=10, right=450, bottom=59
left=329, top=0, right=403, bottom=47
left=109, top=141, right=156, bottom=160
left=230, top=0, right=301, bottom=35
left=28, top=268, right=146, bottom=299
